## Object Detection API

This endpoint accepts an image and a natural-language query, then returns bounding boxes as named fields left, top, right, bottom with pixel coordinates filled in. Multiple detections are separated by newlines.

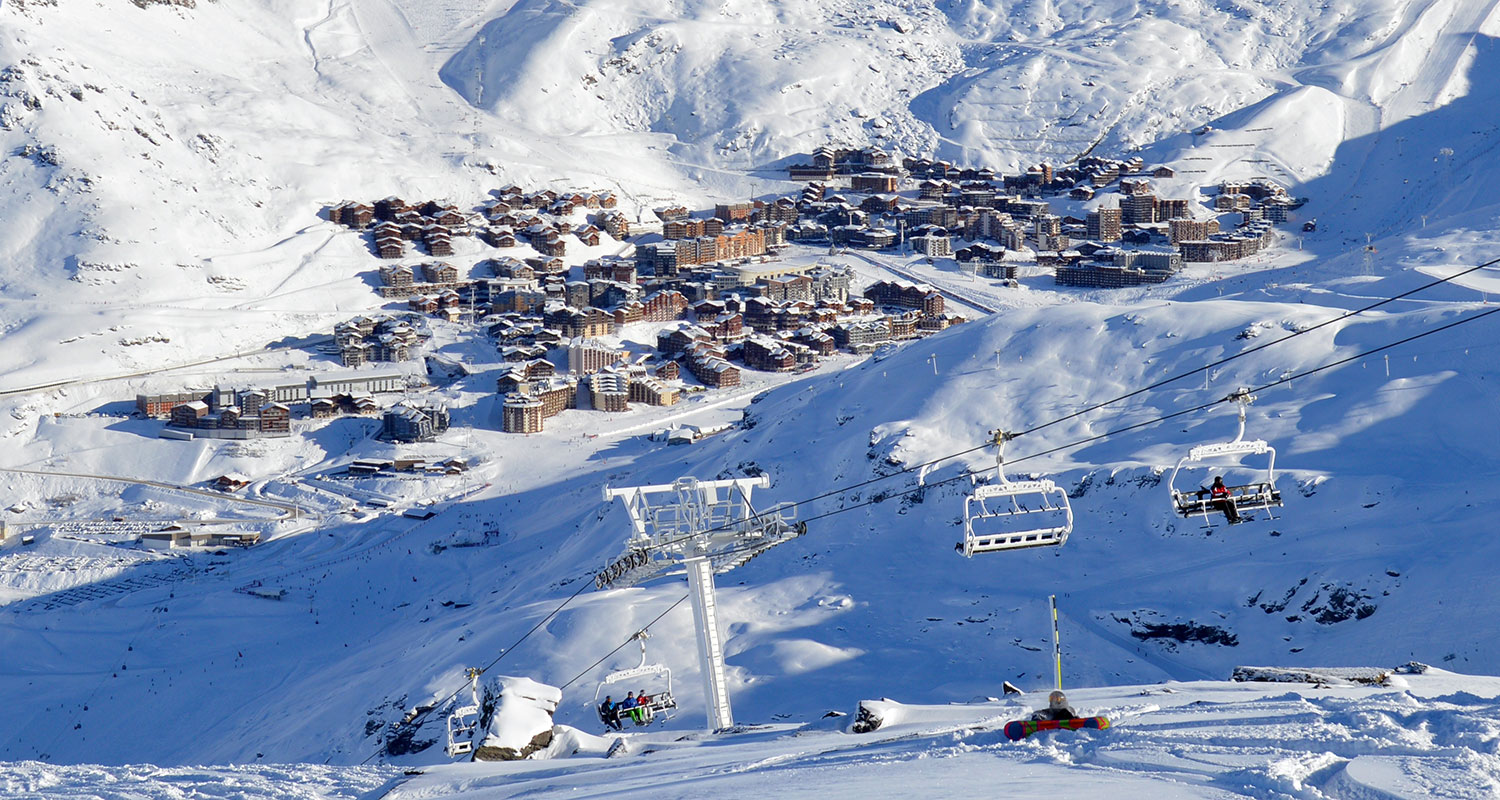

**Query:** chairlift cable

left=634, top=258, right=1500, bottom=552
left=359, top=576, right=597, bottom=765
left=1008, top=256, right=1500, bottom=440
left=371, top=268, right=1500, bottom=762
left=762, top=257, right=1500, bottom=517
left=536, top=279, right=1500, bottom=744
left=558, top=594, right=689, bottom=691
left=781, top=303, right=1500, bottom=526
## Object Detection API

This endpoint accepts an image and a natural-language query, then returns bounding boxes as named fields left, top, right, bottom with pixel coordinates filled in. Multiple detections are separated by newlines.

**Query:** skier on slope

left=1030, top=690, right=1077, bottom=722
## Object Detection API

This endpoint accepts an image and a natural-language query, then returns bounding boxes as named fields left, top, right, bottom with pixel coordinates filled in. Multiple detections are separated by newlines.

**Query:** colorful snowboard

left=1004, top=715, right=1110, bottom=741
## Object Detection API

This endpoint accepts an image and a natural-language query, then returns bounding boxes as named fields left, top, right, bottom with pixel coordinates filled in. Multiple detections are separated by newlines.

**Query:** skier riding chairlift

left=1168, top=390, right=1282, bottom=524
left=592, top=632, right=677, bottom=730
left=445, top=668, right=483, bottom=758
left=1206, top=475, right=1240, bottom=523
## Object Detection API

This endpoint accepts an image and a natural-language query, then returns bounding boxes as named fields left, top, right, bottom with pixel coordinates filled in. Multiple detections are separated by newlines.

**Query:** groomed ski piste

left=3, top=0, right=1500, bottom=798
left=4, top=670, right=1498, bottom=799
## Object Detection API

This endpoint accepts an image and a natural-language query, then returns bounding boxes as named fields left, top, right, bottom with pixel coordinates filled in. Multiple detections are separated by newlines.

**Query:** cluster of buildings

left=137, top=369, right=412, bottom=440
left=333, top=187, right=621, bottom=304
left=477, top=185, right=618, bottom=255
left=485, top=264, right=960, bottom=434
left=334, top=316, right=426, bottom=367
left=773, top=147, right=1298, bottom=289
left=331, top=189, right=621, bottom=264
left=330, top=197, right=468, bottom=260
left=380, top=402, right=451, bottom=443
left=302, top=148, right=1298, bottom=452
left=498, top=360, right=684, bottom=434
left=329, top=161, right=1311, bottom=446
left=635, top=222, right=786, bottom=274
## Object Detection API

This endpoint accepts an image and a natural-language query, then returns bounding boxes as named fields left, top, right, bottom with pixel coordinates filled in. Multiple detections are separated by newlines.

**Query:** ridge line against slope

left=364, top=261, right=1500, bottom=763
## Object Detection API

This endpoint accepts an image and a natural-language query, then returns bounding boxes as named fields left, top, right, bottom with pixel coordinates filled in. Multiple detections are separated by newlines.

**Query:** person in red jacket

left=1210, top=476, right=1240, bottom=523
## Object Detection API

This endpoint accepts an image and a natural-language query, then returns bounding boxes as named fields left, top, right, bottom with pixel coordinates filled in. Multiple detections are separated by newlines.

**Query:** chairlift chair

left=593, top=631, right=677, bottom=727
left=445, top=667, right=482, bottom=758
left=958, top=431, right=1074, bottom=556
left=1168, top=390, right=1283, bottom=523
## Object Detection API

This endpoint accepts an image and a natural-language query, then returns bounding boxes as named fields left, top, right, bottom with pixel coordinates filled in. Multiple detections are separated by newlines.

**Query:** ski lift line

left=365, top=273, right=1500, bottom=764
left=1007, top=254, right=1500, bottom=442
left=558, top=594, right=690, bottom=691
left=776, top=304, right=1500, bottom=534
left=558, top=532, right=790, bottom=698
left=358, top=577, right=598, bottom=765
left=626, top=256, right=1500, bottom=559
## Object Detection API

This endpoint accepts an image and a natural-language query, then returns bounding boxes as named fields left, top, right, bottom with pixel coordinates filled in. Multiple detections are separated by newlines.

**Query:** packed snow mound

left=0, top=761, right=396, bottom=800
left=474, top=676, right=562, bottom=761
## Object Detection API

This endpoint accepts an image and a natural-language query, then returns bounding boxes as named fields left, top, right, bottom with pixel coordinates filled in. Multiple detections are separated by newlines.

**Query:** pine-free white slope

left=0, top=0, right=1499, bottom=783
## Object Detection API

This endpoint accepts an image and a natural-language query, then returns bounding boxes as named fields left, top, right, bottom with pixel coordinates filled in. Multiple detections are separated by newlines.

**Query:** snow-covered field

left=3, top=0, right=1500, bottom=797
left=5, top=669, right=1497, bottom=799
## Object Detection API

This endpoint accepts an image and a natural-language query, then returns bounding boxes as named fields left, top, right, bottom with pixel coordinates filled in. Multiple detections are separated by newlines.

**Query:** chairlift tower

left=598, top=476, right=803, bottom=732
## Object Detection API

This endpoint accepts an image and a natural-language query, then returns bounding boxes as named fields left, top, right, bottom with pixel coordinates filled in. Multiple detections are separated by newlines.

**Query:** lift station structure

left=598, top=475, right=803, bottom=732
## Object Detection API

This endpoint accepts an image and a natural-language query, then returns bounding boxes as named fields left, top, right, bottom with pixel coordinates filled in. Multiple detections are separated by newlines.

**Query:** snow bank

left=1231, top=664, right=1398, bottom=686
left=851, top=697, right=1010, bottom=733
left=473, top=676, right=563, bottom=762
left=539, top=724, right=615, bottom=759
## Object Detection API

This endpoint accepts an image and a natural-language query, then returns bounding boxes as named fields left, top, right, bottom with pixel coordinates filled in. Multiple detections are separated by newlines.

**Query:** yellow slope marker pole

left=1050, top=594, right=1062, bottom=692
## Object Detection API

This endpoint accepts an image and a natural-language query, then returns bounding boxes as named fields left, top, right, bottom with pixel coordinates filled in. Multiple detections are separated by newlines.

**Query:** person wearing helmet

left=1031, top=690, right=1077, bottom=721
left=1208, top=476, right=1240, bottom=523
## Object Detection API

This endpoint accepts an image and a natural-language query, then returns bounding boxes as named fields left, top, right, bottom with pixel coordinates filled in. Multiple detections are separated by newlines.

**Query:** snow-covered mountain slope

left=387, top=669, right=1500, bottom=799
left=2, top=0, right=1499, bottom=362
left=3, top=247, right=1499, bottom=767
left=2, top=0, right=1500, bottom=784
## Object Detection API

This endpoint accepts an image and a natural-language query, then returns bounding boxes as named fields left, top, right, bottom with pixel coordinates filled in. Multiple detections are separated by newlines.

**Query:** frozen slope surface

left=6, top=671, right=1499, bottom=799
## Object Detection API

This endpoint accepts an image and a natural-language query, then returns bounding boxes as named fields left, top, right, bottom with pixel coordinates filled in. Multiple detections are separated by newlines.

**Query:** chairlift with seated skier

left=1168, top=389, right=1283, bottom=525
left=445, top=667, right=482, bottom=758
left=594, top=631, right=677, bottom=729
left=958, top=430, right=1074, bottom=556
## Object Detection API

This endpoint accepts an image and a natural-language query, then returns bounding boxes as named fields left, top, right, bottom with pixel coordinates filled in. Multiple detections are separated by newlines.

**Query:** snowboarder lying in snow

left=1030, top=690, right=1077, bottom=722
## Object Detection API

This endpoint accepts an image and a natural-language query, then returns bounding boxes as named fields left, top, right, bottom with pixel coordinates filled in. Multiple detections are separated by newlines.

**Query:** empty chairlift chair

left=1169, top=389, right=1283, bottom=524
left=958, top=430, right=1074, bottom=556
left=445, top=668, right=482, bottom=758
left=594, top=631, right=677, bottom=727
